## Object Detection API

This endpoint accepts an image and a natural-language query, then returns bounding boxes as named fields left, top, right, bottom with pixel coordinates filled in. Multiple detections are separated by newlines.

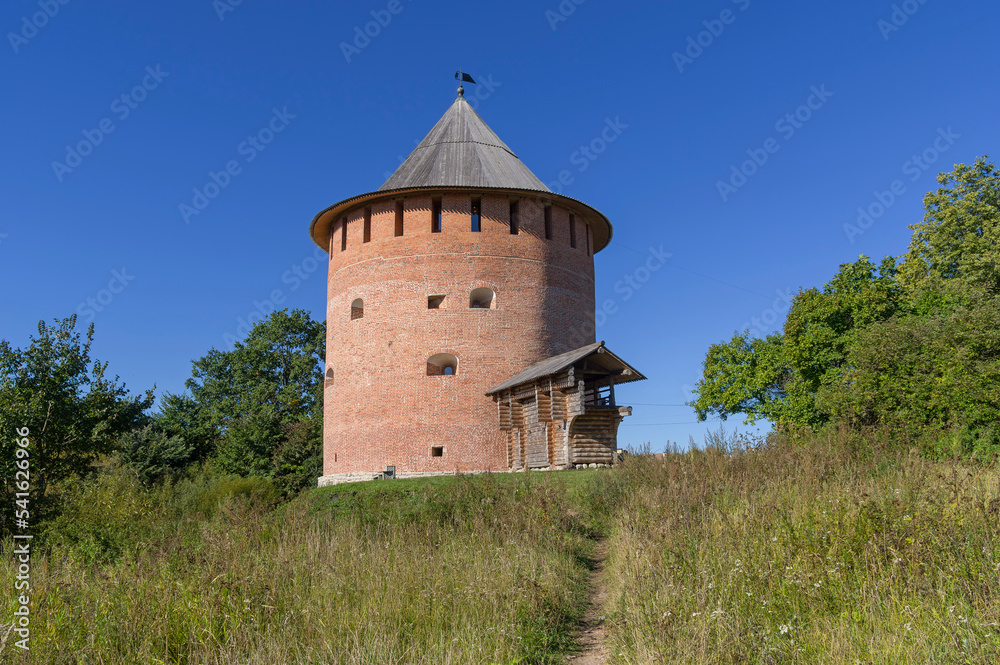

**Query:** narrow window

left=432, top=198, right=442, bottom=233
left=471, top=197, right=481, bottom=232
left=394, top=200, right=404, bottom=237
left=427, top=353, right=458, bottom=376
left=585, top=223, right=591, bottom=255
left=569, top=214, right=577, bottom=248
left=363, top=207, right=371, bottom=243
left=428, top=295, right=445, bottom=309
left=431, top=446, right=444, bottom=457
left=325, top=367, right=335, bottom=385
left=469, top=287, right=495, bottom=309
left=509, top=201, right=519, bottom=235
left=351, top=298, right=364, bottom=320
left=341, top=217, right=347, bottom=251
left=543, top=205, right=552, bottom=240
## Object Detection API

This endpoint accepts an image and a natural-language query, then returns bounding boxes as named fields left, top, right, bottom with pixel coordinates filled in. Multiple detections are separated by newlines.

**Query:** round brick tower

left=309, top=86, right=615, bottom=484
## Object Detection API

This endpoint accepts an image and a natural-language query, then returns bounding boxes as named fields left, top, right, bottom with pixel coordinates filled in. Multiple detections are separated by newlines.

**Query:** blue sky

left=2, top=0, right=998, bottom=450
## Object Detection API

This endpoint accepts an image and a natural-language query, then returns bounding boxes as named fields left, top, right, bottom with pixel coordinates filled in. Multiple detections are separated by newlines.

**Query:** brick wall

left=321, top=191, right=597, bottom=477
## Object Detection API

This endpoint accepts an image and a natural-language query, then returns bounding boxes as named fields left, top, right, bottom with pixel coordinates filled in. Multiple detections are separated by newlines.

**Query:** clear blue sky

left=2, top=0, right=998, bottom=450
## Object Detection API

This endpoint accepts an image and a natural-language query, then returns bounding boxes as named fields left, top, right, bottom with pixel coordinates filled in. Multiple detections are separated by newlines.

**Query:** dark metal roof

left=486, top=341, right=647, bottom=395
left=379, top=92, right=550, bottom=192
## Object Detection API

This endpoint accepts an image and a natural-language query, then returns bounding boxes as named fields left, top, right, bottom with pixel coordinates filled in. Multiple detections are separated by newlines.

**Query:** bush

left=118, top=424, right=195, bottom=484
left=42, top=464, right=161, bottom=563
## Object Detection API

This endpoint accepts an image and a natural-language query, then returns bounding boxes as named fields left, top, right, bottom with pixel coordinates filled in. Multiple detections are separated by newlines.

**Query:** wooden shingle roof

left=308, top=88, right=616, bottom=252
left=486, top=341, right=646, bottom=395
left=379, top=91, right=549, bottom=192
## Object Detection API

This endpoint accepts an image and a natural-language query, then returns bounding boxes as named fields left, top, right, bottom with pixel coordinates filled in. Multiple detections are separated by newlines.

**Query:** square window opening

left=431, top=446, right=444, bottom=458
left=428, top=294, right=446, bottom=309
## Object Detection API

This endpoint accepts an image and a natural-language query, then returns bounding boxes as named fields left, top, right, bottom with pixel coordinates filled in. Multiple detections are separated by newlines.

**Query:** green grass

left=2, top=434, right=999, bottom=663
left=0, top=469, right=597, bottom=664
left=594, top=429, right=1000, bottom=664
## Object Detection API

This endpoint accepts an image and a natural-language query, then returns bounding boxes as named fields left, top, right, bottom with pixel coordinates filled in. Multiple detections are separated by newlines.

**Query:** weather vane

left=455, top=70, right=476, bottom=96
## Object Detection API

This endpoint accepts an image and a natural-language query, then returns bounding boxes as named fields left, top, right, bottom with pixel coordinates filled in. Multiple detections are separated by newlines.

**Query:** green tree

left=900, top=157, right=1000, bottom=295
left=0, top=317, right=153, bottom=527
left=118, top=424, right=194, bottom=485
left=828, top=283, right=1000, bottom=455
left=691, top=256, right=902, bottom=429
left=167, top=309, right=325, bottom=479
left=154, top=392, right=218, bottom=463
left=692, top=158, right=1000, bottom=446
left=690, top=332, right=787, bottom=425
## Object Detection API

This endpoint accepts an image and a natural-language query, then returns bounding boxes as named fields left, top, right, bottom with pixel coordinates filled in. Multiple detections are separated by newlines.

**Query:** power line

left=626, top=402, right=691, bottom=407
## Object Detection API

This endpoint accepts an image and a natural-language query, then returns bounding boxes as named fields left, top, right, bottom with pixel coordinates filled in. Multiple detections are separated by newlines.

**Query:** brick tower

left=309, top=85, right=643, bottom=485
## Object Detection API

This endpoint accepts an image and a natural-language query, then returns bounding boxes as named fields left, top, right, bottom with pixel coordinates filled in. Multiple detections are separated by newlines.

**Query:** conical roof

left=309, top=89, right=615, bottom=252
left=379, top=91, right=549, bottom=192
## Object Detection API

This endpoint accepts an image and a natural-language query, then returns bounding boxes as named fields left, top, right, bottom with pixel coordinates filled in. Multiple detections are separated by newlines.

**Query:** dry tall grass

left=3, top=430, right=998, bottom=664
left=0, top=470, right=593, bottom=664
left=596, top=429, right=1000, bottom=664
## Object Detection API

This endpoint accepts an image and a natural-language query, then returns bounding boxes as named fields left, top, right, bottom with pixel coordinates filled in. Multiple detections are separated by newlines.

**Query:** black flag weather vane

left=455, top=70, right=476, bottom=84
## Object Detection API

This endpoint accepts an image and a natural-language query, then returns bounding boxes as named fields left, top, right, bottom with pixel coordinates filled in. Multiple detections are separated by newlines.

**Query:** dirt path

left=568, top=539, right=610, bottom=664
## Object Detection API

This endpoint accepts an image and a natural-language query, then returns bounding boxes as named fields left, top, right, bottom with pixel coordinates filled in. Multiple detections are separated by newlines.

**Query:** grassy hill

left=2, top=430, right=999, bottom=664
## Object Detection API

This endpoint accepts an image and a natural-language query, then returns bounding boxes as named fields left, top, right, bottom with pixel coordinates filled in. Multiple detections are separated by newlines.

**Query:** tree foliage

left=691, top=158, right=1000, bottom=457
left=159, top=308, right=325, bottom=486
left=0, top=317, right=153, bottom=526
left=900, top=157, right=1000, bottom=294
left=690, top=332, right=786, bottom=425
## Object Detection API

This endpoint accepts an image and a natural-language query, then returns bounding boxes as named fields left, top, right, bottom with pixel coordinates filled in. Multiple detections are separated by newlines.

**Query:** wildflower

left=904, top=622, right=912, bottom=631
left=779, top=624, right=790, bottom=635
